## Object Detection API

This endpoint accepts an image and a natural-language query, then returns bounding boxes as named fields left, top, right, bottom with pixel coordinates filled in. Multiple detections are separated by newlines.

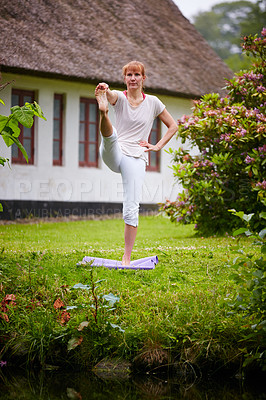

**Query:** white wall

left=0, top=73, right=192, bottom=205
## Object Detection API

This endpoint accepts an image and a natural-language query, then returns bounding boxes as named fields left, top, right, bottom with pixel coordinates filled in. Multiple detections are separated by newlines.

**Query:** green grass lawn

left=0, top=216, right=263, bottom=375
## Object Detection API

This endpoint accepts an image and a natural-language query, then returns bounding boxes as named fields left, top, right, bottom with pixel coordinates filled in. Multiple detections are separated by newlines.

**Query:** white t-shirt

left=112, top=90, right=165, bottom=163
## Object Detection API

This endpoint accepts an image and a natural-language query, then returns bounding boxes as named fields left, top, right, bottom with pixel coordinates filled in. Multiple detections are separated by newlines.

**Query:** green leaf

left=233, top=227, right=247, bottom=236
left=228, top=209, right=245, bottom=220
left=259, top=212, right=266, bottom=220
left=1, top=132, right=28, bottom=162
left=102, top=293, right=120, bottom=307
left=34, top=101, right=46, bottom=120
left=12, top=137, right=29, bottom=162
left=11, top=105, right=34, bottom=128
left=7, top=118, right=20, bottom=137
left=259, top=228, right=266, bottom=240
left=110, top=323, right=125, bottom=333
left=0, top=156, right=10, bottom=167
left=243, top=213, right=254, bottom=223
left=0, top=203, right=3, bottom=212
left=252, top=166, right=258, bottom=176
left=77, top=321, right=89, bottom=331
left=71, top=283, right=91, bottom=290
left=95, top=279, right=106, bottom=285
left=25, top=102, right=46, bottom=120
left=261, top=245, right=266, bottom=254
left=0, top=115, right=8, bottom=133
left=0, top=99, right=5, bottom=106
left=67, top=336, right=83, bottom=351
left=1, top=128, right=15, bottom=147
left=252, top=270, right=264, bottom=279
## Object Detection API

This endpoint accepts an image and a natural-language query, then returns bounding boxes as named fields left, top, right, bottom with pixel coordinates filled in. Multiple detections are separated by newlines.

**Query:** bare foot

left=95, top=85, right=109, bottom=113
left=122, top=254, right=130, bottom=266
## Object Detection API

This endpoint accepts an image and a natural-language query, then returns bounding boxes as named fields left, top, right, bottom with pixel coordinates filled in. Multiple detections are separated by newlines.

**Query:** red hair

left=122, top=61, right=146, bottom=77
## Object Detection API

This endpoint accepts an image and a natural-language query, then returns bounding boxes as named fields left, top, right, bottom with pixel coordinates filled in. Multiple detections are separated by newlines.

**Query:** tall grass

left=0, top=216, right=261, bottom=375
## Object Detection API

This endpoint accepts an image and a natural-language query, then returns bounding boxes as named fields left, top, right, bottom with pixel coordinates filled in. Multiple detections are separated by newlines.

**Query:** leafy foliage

left=0, top=84, right=46, bottom=211
left=228, top=210, right=266, bottom=318
left=227, top=210, right=266, bottom=370
left=161, top=30, right=266, bottom=235
left=0, top=99, right=46, bottom=165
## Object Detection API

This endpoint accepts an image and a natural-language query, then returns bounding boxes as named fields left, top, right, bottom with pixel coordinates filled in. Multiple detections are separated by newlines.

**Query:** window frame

left=53, top=94, right=64, bottom=166
left=146, top=117, right=161, bottom=172
left=11, top=89, right=35, bottom=165
left=79, top=98, right=99, bottom=168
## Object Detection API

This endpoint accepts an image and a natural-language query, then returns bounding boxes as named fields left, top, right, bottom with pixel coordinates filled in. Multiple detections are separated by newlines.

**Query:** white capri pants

left=99, top=128, right=146, bottom=227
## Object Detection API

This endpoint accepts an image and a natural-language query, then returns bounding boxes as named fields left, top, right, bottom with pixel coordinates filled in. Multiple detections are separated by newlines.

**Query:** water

left=0, top=368, right=265, bottom=399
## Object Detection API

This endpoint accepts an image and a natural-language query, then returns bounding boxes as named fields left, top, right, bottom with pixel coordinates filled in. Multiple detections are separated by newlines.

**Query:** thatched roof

left=0, top=0, right=233, bottom=98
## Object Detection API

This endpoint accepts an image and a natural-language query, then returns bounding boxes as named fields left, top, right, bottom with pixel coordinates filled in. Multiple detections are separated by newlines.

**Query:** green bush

left=227, top=209, right=266, bottom=370
left=161, top=30, right=266, bottom=235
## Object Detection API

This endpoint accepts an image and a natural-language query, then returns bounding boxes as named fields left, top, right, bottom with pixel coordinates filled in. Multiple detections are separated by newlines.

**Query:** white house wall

left=0, top=73, right=192, bottom=212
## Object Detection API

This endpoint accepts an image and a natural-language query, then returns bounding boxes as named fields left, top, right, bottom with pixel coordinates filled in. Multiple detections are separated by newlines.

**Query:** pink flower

left=256, top=181, right=266, bottom=190
left=257, top=86, right=266, bottom=93
left=182, top=154, right=190, bottom=162
left=245, top=155, right=255, bottom=164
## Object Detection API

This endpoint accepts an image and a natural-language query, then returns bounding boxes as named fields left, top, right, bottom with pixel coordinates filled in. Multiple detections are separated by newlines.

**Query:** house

left=0, top=0, right=232, bottom=220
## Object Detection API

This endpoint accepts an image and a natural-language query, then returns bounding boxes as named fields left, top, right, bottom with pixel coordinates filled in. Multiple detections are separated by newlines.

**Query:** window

left=53, top=94, right=64, bottom=166
left=11, top=89, right=35, bottom=164
left=146, top=117, right=161, bottom=172
left=79, top=98, right=99, bottom=167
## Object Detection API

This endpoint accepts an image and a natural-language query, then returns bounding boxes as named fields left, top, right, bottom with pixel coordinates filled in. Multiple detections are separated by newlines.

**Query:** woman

left=95, top=61, right=178, bottom=265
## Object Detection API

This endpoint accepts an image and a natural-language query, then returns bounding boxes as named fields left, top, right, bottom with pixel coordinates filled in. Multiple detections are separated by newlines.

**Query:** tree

left=160, top=30, right=266, bottom=235
left=193, top=0, right=266, bottom=71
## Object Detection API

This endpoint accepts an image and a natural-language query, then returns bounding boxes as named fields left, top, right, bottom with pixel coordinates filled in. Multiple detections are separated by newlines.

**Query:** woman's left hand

left=139, top=141, right=160, bottom=152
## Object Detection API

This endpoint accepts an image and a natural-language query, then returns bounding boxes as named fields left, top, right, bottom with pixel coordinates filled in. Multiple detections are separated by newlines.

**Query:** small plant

left=67, top=265, right=122, bottom=356
left=0, top=82, right=46, bottom=211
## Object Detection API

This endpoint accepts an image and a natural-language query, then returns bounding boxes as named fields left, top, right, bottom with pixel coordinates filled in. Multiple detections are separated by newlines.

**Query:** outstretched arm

left=140, top=109, right=178, bottom=152
left=96, top=82, right=118, bottom=106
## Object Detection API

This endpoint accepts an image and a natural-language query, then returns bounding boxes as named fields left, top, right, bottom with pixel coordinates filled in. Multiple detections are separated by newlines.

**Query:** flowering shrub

left=161, top=30, right=266, bottom=235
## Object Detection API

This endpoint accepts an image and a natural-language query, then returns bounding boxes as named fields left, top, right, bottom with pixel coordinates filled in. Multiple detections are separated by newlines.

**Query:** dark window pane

left=89, top=144, right=96, bottom=163
left=150, top=130, right=157, bottom=145
left=89, top=124, right=97, bottom=142
left=89, top=103, right=97, bottom=123
left=23, top=95, right=32, bottom=103
left=79, top=123, right=85, bottom=141
left=53, top=141, right=60, bottom=160
left=149, top=153, right=157, bottom=167
left=79, top=99, right=98, bottom=167
left=54, top=98, right=61, bottom=119
left=24, top=138, right=31, bottom=155
left=11, top=94, right=19, bottom=107
left=23, top=127, right=32, bottom=139
left=11, top=144, right=18, bottom=158
left=53, top=120, right=60, bottom=139
left=79, top=143, right=85, bottom=162
left=80, top=102, right=85, bottom=121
